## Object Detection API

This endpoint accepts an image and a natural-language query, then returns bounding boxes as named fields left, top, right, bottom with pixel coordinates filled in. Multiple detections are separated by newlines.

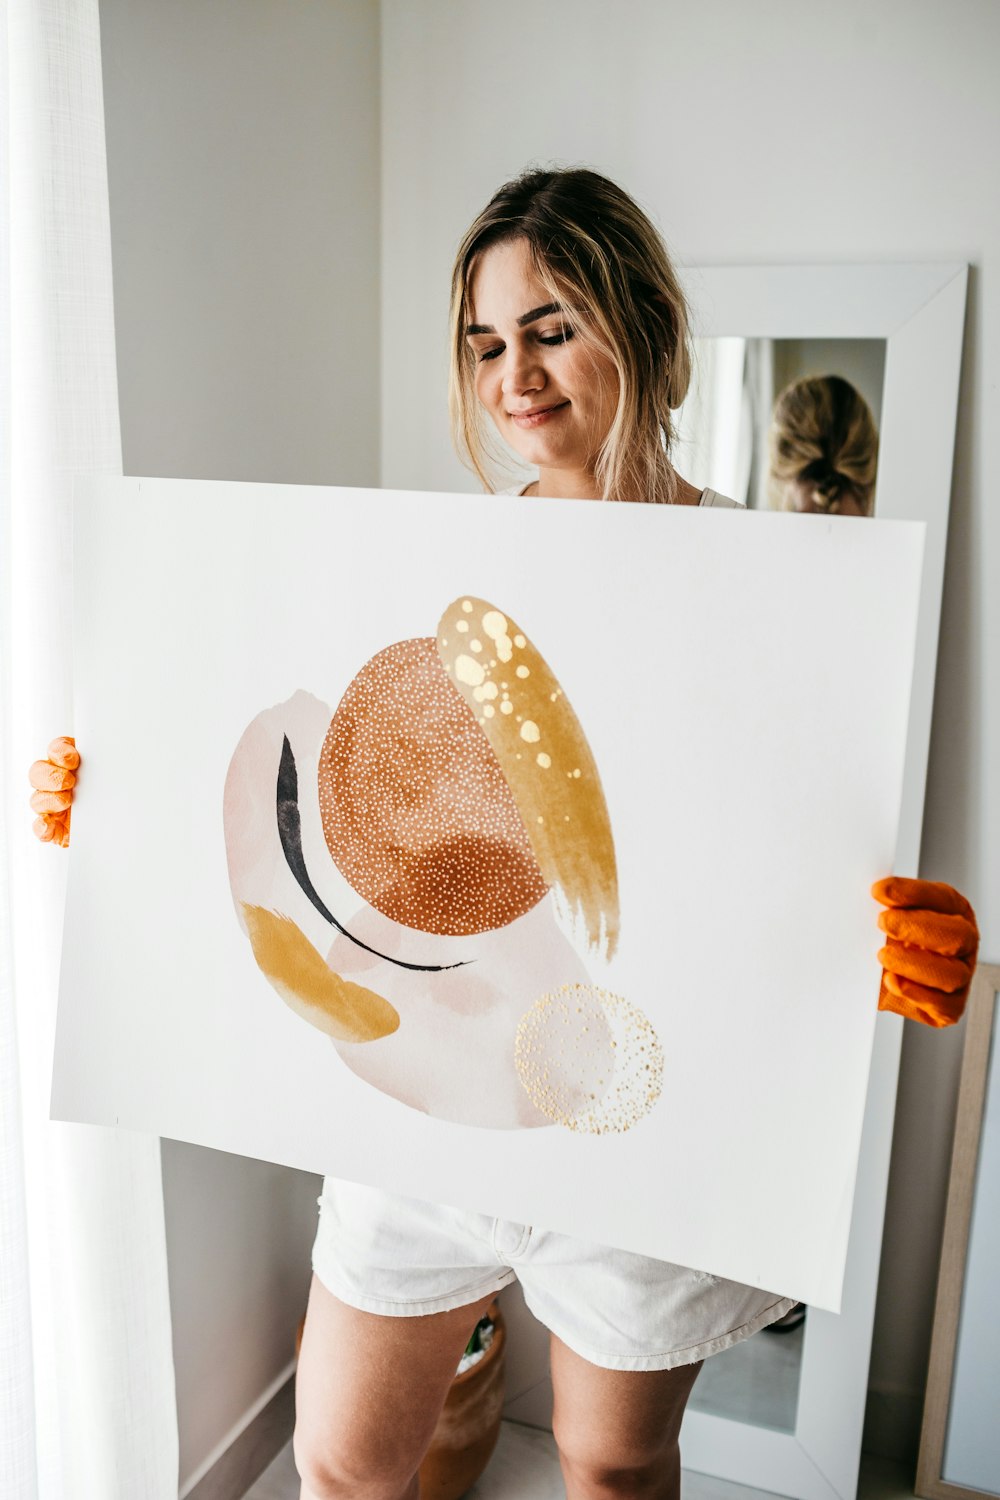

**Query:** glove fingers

left=878, top=977, right=937, bottom=1025
left=872, top=877, right=976, bottom=925
left=878, top=985, right=950, bottom=1027
left=29, top=758, right=76, bottom=793
left=47, top=736, right=80, bottom=770
left=881, top=971, right=968, bottom=1027
left=30, top=789, right=72, bottom=815
left=877, top=907, right=980, bottom=958
left=878, top=939, right=974, bottom=993
left=32, top=811, right=70, bottom=846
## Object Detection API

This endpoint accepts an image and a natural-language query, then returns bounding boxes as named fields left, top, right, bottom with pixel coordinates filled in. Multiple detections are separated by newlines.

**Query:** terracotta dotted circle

left=317, top=638, right=548, bottom=935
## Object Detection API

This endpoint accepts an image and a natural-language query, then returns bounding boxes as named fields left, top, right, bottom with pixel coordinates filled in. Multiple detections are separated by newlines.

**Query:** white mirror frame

left=675, top=264, right=968, bottom=1500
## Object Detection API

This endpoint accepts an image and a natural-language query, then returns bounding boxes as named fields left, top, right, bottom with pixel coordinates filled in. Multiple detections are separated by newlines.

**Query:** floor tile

left=465, top=1421, right=566, bottom=1499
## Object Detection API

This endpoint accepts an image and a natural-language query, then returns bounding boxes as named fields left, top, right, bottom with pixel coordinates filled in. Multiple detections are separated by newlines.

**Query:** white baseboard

left=181, top=1363, right=297, bottom=1500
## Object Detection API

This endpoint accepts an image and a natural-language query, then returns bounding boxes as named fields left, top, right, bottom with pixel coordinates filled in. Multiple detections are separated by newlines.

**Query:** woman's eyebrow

left=466, top=301, right=563, bottom=336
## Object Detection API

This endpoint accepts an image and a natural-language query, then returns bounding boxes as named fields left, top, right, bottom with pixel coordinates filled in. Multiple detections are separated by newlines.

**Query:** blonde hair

left=448, top=167, right=692, bottom=504
left=768, top=375, right=879, bottom=516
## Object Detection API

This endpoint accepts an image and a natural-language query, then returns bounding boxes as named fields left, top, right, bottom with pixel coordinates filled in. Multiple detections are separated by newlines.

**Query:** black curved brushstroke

left=276, top=735, right=472, bottom=974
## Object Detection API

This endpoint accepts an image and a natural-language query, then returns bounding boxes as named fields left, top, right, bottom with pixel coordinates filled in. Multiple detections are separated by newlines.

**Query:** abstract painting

left=51, top=477, right=927, bottom=1306
left=224, top=595, right=662, bottom=1133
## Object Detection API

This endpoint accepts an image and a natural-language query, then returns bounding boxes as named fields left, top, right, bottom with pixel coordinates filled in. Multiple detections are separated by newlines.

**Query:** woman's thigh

left=549, top=1332, right=703, bottom=1495
left=294, top=1272, right=496, bottom=1496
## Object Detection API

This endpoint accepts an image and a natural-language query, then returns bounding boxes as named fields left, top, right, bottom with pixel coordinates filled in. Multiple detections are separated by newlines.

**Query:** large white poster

left=52, top=476, right=924, bottom=1311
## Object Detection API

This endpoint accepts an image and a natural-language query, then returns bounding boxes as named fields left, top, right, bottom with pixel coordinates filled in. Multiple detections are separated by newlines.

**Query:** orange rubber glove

left=29, top=736, right=79, bottom=849
left=872, top=876, right=979, bottom=1028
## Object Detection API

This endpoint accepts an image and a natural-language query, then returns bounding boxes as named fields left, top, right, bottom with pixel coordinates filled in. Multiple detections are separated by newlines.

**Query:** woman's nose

left=501, top=345, right=544, bottom=397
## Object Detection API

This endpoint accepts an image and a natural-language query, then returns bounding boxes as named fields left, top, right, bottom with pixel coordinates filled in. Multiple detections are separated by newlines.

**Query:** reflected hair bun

left=769, top=373, right=879, bottom=515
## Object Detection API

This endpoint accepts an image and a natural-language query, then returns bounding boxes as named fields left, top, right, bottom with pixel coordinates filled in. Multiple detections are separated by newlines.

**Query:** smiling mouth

left=509, top=401, right=569, bottom=425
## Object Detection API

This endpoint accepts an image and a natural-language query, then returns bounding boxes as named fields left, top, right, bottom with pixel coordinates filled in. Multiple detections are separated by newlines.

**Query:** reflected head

left=769, top=374, right=879, bottom=516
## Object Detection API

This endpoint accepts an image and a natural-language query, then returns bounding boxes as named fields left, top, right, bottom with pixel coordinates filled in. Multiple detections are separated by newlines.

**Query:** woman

left=769, top=372, right=879, bottom=516
left=31, top=167, right=978, bottom=1500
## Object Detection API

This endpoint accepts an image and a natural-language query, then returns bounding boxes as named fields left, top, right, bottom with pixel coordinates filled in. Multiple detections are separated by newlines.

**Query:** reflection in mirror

left=680, top=336, right=885, bottom=1435
left=675, top=338, right=885, bottom=520
left=768, top=373, right=879, bottom=516
left=689, top=1313, right=805, bottom=1432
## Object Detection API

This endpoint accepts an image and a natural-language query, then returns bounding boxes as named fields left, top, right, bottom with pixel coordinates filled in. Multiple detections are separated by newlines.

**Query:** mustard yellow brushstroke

left=436, top=598, right=620, bottom=958
left=241, top=904, right=400, bottom=1042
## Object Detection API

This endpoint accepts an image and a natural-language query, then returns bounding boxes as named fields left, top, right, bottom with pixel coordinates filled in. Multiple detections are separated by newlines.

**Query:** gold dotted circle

left=514, top=983, right=663, bottom=1134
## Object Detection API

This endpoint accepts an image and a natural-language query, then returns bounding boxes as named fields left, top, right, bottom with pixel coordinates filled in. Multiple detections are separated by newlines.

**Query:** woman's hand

left=872, top=877, right=979, bottom=1027
left=29, top=737, right=79, bottom=848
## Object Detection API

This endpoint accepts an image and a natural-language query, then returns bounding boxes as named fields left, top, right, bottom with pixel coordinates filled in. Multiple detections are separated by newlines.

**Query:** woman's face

left=465, top=237, right=619, bottom=485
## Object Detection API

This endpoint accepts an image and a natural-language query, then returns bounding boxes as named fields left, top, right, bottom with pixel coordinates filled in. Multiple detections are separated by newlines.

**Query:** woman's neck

left=523, top=466, right=603, bottom=501
left=523, top=468, right=703, bottom=505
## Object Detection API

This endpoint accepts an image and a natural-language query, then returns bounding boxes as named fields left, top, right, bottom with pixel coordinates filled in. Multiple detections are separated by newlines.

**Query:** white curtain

left=0, top=2, right=178, bottom=1496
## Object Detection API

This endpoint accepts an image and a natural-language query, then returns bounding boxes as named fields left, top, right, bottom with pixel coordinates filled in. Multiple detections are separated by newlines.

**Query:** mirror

left=676, top=337, right=885, bottom=517
left=669, top=262, right=967, bottom=1498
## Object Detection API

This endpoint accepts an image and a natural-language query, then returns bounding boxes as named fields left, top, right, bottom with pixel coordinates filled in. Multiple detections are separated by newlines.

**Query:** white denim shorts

left=311, top=1177, right=797, bottom=1372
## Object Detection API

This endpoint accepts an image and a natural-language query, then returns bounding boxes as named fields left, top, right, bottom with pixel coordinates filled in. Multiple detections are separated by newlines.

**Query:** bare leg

left=294, top=1273, right=497, bottom=1500
left=550, top=1332, right=703, bottom=1500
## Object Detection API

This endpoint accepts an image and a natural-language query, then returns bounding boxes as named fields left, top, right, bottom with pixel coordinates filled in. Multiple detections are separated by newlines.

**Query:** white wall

left=102, top=0, right=380, bottom=487
left=160, top=1143, right=321, bottom=1489
left=99, top=1, right=380, bottom=1487
left=380, top=0, right=999, bottom=1460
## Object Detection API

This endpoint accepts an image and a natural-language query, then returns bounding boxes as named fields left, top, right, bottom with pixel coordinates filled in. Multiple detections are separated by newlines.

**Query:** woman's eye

left=474, top=328, right=573, bottom=361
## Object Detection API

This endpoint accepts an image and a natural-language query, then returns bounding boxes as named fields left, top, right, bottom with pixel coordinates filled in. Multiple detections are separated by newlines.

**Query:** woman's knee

left=551, top=1360, right=702, bottom=1498
left=291, top=1277, right=494, bottom=1498
left=554, top=1426, right=678, bottom=1494
left=292, top=1422, right=419, bottom=1500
